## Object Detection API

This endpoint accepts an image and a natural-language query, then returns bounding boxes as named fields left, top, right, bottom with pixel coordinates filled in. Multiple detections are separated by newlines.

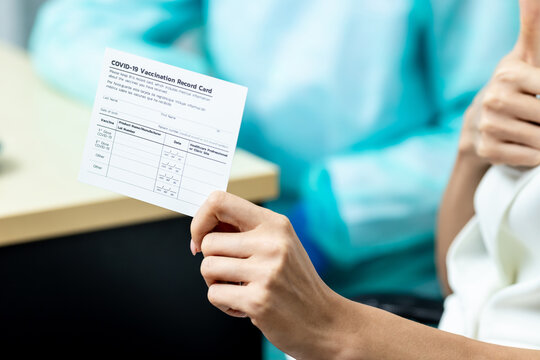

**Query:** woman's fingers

left=207, top=283, right=249, bottom=317
left=475, top=90, right=540, bottom=167
left=200, top=231, right=256, bottom=258
left=477, top=138, right=540, bottom=167
left=190, top=191, right=268, bottom=252
left=485, top=90, right=540, bottom=123
left=513, top=92, right=540, bottom=124
left=200, top=256, right=256, bottom=286
left=479, top=114, right=540, bottom=150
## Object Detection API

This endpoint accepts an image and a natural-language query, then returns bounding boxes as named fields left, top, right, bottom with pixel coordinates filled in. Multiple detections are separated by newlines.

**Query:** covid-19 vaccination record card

left=79, top=48, right=248, bottom=217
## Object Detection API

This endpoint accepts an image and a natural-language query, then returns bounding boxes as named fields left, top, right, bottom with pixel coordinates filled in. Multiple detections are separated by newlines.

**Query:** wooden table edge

left=0, top=172, right=278, bottom=247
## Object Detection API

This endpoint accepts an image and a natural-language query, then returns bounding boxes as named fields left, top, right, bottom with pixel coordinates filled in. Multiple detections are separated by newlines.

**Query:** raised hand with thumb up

left=459, top=0, right=540, bottom=168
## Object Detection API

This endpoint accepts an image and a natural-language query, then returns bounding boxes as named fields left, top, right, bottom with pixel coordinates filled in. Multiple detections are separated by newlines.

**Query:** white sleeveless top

left=439, top=165, right=540, bottom=349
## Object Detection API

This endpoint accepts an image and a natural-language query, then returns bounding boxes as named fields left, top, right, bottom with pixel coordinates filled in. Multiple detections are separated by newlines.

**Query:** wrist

left=322, top=293, right=368, bottom=360
left=455, top=147, right=491, bottom=174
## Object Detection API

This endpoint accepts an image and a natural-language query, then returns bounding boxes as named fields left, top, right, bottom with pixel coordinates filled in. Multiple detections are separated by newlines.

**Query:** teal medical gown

left=31, top=0, right=518, bottom=299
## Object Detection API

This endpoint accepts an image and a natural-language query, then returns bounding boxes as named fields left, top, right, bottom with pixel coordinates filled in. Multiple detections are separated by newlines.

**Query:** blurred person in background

left=29, top=1, right=518, bottom=358
left=189, top=1, right=540, bottom=357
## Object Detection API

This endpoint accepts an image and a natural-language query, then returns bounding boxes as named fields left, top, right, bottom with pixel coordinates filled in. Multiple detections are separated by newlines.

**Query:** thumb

left=517, top=0, right=540, bottom=66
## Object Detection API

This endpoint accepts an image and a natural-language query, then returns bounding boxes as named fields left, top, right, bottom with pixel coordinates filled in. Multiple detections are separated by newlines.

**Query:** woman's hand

left=190, top=191, right=352, bottom=360
left=460, top=0, right=540, bottom=168
left=191, top=196, right=540, bottom=360
left=460, top=57, right=540, bottom=167
left=460, top=58, right=540, bottom=167
left=437, top=0, right=540, bottom=295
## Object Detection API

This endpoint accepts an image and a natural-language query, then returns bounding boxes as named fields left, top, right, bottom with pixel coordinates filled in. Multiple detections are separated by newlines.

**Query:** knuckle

left=482, top=91, right=507, bottom=112
left=248, top=289, right=271, bottom=318
left=273, top=214, right=293, bottom=234
left=207, top=284, right=218, bottom=305
left=264, top=240, right=280, bottom=257
left=206, top=191, right=226, bottom=210
left=493, top=65, right=520, bottom=84
left=477, top=118, right=498, bottom=136
left=476, top=139, right=493, bottom=159
left=200, top=234, right=212, bottom=254
left=267, top=257, right=286, bottom=286
left=200, top=256, right=214, bottom=277
left=266, top=238, right=290, bottom=258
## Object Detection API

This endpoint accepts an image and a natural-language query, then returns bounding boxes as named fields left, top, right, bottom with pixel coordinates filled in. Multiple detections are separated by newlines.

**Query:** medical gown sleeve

left=29, top=0, right=206, bottom=103
left=302, top=1, right=520, bottom=268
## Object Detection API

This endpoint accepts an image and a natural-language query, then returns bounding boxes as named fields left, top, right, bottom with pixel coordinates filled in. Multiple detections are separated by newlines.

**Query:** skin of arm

left=436, top=151, right=489, bottom=295
left=190, top=191, right=540, bottom=360
left=436, top=121, right=490, bottom=295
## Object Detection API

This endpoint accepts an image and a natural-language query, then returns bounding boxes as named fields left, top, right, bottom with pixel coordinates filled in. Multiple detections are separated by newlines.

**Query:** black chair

left=353, top=293, right=444, bottom=327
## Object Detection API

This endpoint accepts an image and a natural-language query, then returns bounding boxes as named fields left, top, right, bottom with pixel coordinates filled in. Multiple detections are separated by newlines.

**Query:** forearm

left=436, top=134, right=490, bottom=294
left=30, top=0, right=206, bottom=103
left=302, top=126, right=462, bottom=271
left=329, top=298, right=539, bottom=360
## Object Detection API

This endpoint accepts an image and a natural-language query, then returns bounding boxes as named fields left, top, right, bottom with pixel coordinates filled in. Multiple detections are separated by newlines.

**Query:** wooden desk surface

left=0, top=43, right=279, bottom=247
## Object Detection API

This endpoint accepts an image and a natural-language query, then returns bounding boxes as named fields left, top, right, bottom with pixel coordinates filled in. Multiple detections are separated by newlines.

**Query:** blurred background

left=0, top=0, right=44, bottom=48
left=0, top=1, right=521, bottom=359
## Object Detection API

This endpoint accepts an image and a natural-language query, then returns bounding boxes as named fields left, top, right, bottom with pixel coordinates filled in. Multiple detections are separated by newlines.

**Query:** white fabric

left=439, top=165, right=540, bottom=349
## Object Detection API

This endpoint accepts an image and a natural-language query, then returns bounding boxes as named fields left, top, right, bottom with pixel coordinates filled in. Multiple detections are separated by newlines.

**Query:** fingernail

left=190, top=239, right=196, bottom=256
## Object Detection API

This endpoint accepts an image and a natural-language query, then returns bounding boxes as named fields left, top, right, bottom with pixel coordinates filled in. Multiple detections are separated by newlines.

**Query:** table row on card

left=95, top=114, right=230, bottom=163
